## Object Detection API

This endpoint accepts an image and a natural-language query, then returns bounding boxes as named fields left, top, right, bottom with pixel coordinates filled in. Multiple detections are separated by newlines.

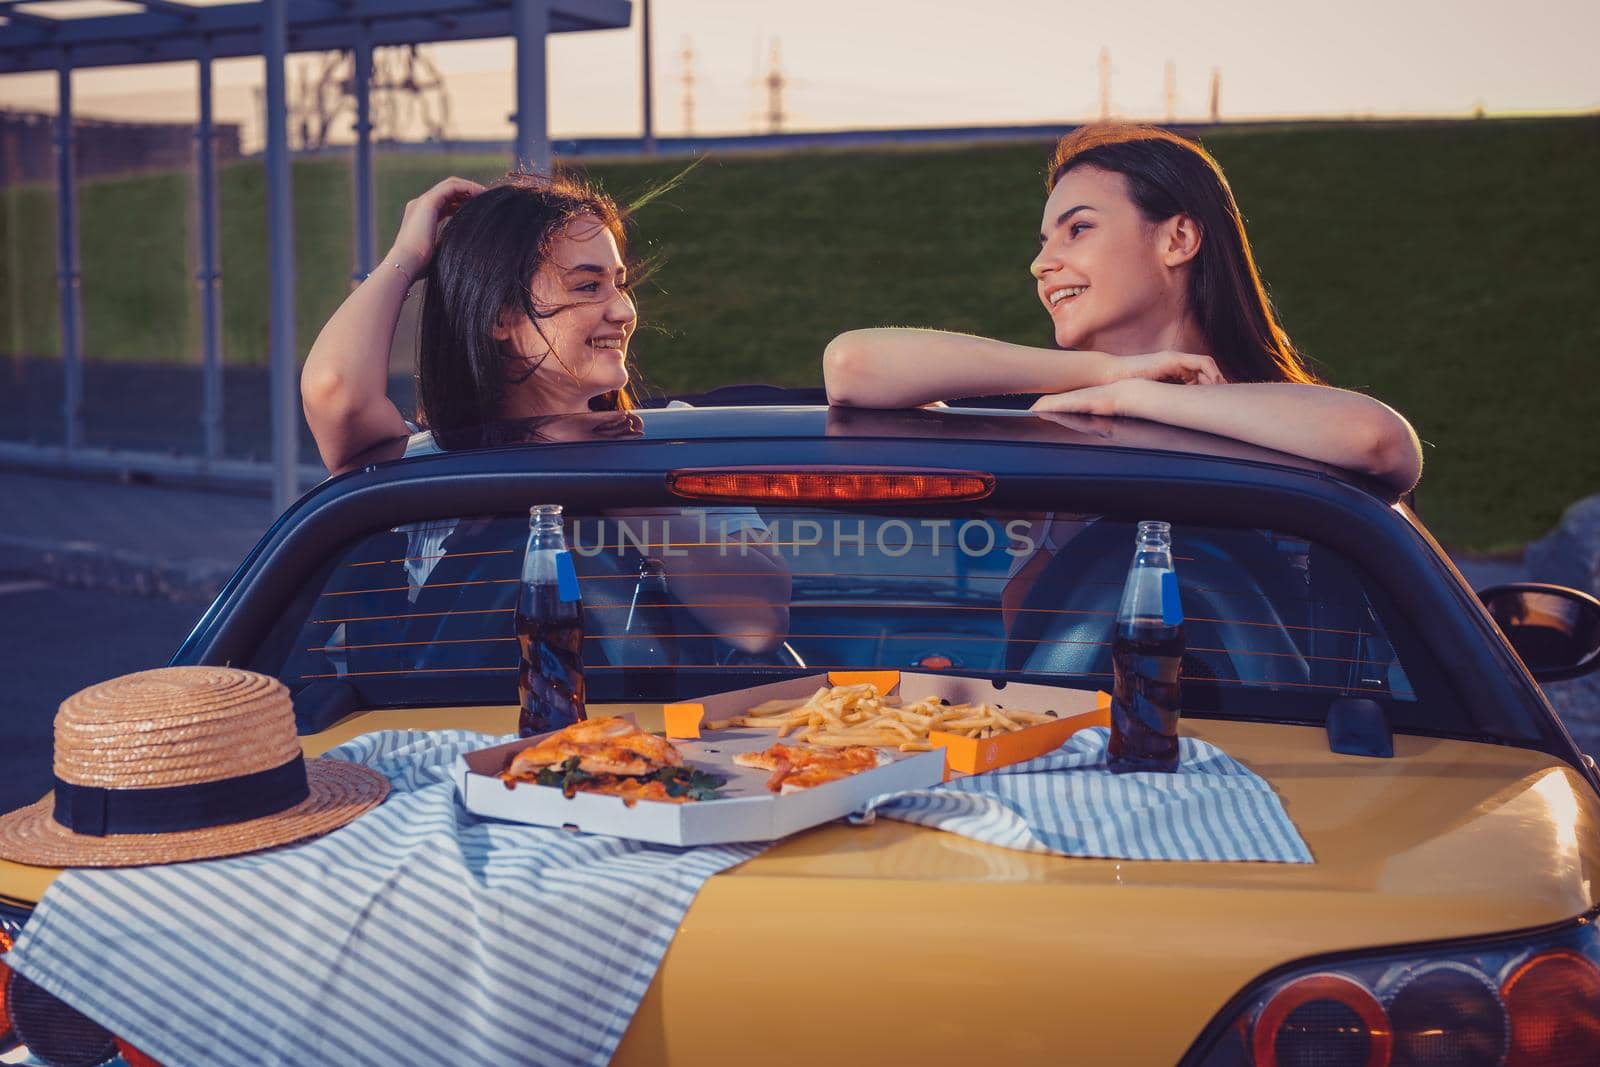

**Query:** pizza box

left=663, top=670, right=1111, bottom=776
left=454, top=717, right=947, bottom=847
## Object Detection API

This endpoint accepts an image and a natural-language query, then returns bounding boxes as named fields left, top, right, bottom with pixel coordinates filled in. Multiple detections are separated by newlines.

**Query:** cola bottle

left=623, top=557, right=678, bottom=699
left=1108, top=520, right=1184, bottom=773
left=516, top=503, right=586, bottom=737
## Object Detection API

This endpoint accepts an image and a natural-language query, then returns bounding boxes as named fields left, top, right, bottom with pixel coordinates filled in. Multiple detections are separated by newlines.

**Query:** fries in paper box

left=670, top=671, right=1110, bottom=775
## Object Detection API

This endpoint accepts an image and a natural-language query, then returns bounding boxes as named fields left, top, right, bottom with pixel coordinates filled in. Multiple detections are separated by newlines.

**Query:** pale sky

left=0, top=0, right=1595, bottom=150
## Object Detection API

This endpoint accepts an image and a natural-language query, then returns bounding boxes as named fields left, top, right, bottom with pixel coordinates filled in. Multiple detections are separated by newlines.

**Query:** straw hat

left=0, top=666, right=388, bottom=868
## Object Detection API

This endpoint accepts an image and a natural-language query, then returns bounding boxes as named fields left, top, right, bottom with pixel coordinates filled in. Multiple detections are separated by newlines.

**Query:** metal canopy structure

left=0, top=0, right=630, bottom=73
left=0, top=0, right=633, bottom=512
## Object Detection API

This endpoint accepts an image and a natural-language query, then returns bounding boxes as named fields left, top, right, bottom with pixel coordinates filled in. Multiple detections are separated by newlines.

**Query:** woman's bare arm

left=301, top=176, right=484, bottom=472
left=1033, top=378, right=1424, bottom=491
left=822, top=328, right=1221, bottom=408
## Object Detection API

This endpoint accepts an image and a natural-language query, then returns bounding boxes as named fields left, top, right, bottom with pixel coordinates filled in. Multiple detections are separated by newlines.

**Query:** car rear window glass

left=258, top=507, right=1453, bottom=731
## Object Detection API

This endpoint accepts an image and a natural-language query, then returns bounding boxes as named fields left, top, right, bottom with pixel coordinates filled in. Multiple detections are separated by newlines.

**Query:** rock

left=1525, top=494, right=1600, bottom=597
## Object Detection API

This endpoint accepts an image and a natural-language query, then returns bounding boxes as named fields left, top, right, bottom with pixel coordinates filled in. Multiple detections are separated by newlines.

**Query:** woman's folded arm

left=1033, top=378, right=1424, bottom=491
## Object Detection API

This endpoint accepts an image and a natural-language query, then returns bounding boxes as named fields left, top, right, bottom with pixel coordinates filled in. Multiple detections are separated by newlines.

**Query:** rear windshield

left=255, top=507, right=1455, bottom=733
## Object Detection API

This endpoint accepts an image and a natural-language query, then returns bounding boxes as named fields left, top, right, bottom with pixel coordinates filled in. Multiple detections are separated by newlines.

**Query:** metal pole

left=55, top=61, right=84, bottom=451
left=641, top=0, right=656, bottom=154
left=351, top=26, right=376, bottom=281
left=196, top=49, right=225, bottom=461
left=264, top=0, right=298, bottom=512
left=512, top=0, right=551, bottom=173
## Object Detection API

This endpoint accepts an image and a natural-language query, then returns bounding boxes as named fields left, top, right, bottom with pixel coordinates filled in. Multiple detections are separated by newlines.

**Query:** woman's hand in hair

left=304, top=175, right=482, bottom=473
left=389, top=176, right=486, bottom=278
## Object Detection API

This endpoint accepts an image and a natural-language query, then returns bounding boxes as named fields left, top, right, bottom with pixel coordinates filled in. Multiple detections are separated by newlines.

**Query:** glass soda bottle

left=516, top=504, right=586, bottom=737
left=623, top=557, right=677, bottom=698
left=1108, top=520, right=1185, bottom=773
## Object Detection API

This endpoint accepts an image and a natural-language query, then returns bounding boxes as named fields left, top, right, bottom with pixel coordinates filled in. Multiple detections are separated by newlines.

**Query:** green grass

left=1, top=117, right=1595, bottom=551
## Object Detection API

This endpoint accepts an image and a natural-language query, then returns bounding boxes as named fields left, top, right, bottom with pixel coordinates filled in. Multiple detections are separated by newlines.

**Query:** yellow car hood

left=2, top=711, right=1596, bottom=1064
left=615, top=719, right=1600, bottom=1065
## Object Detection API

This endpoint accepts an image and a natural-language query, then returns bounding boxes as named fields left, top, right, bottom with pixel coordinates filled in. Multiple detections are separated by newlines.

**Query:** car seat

left=1003, top=521, right=1310, bottom=686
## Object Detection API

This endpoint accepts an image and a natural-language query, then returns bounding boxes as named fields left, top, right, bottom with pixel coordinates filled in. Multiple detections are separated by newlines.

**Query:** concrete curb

left=0, top=534, right=236, bottom=605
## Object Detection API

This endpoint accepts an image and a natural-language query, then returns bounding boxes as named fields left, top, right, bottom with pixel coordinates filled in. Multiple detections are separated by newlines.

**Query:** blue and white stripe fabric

left=861, top=727, right=1313, bottom=863
left=7, top=729, right=764, bottom=1067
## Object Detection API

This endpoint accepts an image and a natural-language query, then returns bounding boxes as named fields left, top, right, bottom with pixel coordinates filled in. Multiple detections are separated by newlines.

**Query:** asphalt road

left=0, top=573, right=202, bottom=814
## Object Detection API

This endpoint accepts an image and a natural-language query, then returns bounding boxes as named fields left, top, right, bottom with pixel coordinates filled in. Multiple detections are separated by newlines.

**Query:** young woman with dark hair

left=823, top=123, right=1422, bottom=491
left=302, top=171, right=636, bottom=473
left=302, top=172, right=791, bottom=657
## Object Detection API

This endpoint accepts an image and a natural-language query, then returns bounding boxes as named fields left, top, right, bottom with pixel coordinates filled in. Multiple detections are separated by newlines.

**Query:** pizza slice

left=502, top=715, right=684, bottom=780
left=732, top=742, right=889, bottom=793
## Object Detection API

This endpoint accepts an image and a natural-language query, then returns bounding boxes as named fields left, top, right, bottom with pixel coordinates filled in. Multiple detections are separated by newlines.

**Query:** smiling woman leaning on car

left=823, top=123, right=1424, bottom=493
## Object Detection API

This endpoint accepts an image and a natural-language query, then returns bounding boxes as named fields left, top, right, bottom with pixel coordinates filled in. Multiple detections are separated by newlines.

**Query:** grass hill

left=1, top=117, right=1595, bottom=551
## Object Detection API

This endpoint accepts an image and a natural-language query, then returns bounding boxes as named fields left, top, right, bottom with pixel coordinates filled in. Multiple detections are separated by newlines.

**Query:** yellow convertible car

left=3, top=400, right=1599, bottom=1066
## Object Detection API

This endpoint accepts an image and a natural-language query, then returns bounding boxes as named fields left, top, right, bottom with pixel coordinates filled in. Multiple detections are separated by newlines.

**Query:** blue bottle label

left=1161, top=570, right=1183, bottom=626
left=555, top=550, right=580, bottom=602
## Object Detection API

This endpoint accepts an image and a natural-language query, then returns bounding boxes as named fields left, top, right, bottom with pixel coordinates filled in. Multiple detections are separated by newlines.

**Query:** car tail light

left=1384, top=962, right=1507, bottom=1066
left=1501, top=949, right=1600, bottom=1066
left=0, top=907, right=157, bottom=1067
left=1250, top=973, right=1390, bottom=1067
left=0, top=920, right=13, bottom=1046
left=114, top=1037, right=165, bottom=1067
left=666, top=467, right=995, bottom=503
left=6, top=968, right=115, bottom=1066
left=1185, top=911, right=1600, bottom=1067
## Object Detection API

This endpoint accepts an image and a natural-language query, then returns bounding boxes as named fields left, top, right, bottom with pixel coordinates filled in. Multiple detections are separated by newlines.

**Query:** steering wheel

left=716, top=640, right=808, bottom=669
left=1004, top=521, right=1310, bottom=685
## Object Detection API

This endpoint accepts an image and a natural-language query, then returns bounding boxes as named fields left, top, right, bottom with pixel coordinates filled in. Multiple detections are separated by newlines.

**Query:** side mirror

left=1478, top=582, right=1600, bottom=682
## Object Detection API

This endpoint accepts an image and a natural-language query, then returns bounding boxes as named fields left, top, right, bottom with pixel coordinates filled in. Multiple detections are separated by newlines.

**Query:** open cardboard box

left=456, top=672, right=1109, bottom=846
left=455, top=717, right=946, bottom=846
left=664, top=670, right=1110, bottom=777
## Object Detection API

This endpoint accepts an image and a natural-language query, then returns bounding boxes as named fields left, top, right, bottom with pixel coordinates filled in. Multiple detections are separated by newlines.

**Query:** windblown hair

left=415, top=171, right=635, bottom=433
left=1047, top=124, right=1318, bottom=384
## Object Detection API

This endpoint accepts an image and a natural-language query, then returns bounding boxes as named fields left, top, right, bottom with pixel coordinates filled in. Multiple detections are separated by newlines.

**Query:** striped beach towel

left=7, top=729, right=764, bottom=1067
left=860, top=727, right=1312, bottom=863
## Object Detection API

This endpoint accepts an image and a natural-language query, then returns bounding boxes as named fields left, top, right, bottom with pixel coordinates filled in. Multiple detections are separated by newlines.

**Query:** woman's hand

left=387, top=176, right=485, bottom=278
left=1031, top=351, right=1222, bottom=417
left=1032, top=377, right=1149, bottom=417
left=1038, top=378, right=1424, bottom=491
left=1094, top=349, right=1226, bottom=387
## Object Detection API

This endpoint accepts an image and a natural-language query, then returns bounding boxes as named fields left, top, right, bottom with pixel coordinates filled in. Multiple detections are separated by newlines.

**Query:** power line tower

left=679, top=38, right=696, bottom=135
left=1164, top=60, right=1177, bottom=123
left=1098, top=47, right=1112, bottom=121
left=762, top=38, right=787, bottom=133
left=280, top=45, right=451, bottom=150
left=1209, top=68, right=1221, bottom=124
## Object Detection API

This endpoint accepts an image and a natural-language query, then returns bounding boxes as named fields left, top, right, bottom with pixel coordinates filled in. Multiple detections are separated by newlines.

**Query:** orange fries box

left=664, top=671, right=1111, bottom=776
left=454, top=716, right=946, bottom=847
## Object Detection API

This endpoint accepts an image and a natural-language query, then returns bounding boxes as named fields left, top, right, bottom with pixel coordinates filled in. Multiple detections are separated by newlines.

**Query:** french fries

left=705, top=684, right=1058, bottom=751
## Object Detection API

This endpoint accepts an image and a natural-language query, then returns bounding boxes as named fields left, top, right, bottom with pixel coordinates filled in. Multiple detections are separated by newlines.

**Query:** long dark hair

left=415, top=171, right=635, bottom=433
left=1047, top=124, right=1318, bottom=384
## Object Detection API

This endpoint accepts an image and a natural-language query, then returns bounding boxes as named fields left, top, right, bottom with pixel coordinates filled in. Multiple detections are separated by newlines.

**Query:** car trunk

left=3, top=708, right=1594, bottom=1062
left=610, top=717, right=1600, bottom=1065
